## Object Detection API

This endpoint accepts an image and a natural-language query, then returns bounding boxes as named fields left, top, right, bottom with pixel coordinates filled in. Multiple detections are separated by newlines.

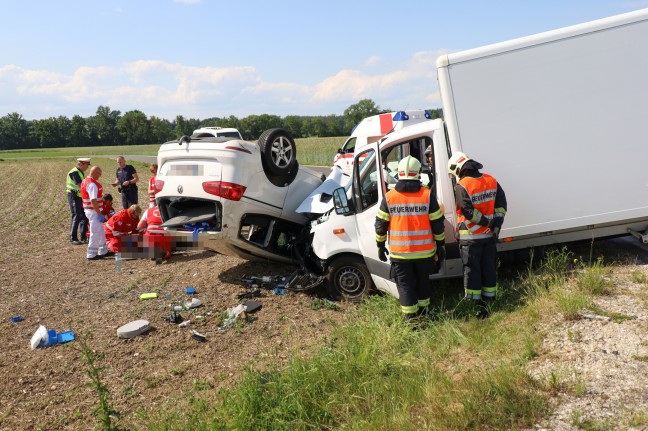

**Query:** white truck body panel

left=437, top=8, right=648, bottom=240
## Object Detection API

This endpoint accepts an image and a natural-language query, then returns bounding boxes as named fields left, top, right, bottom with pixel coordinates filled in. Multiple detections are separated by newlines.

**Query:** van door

left=349, top=145, right=391, bottom=281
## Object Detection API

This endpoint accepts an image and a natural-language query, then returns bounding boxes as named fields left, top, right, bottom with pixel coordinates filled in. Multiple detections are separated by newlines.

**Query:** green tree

left=69, top=115, right=91, bottom=147
left=31, top=116, right=71, bottom=148
left=149, top=116, right=174, bottom=144
left=117, top=110, right=150, bottom=145
left=343, top=99, right=381, bottom=134
left=88, top=106, right=121, bottom=146
left=0, top=112, right=31, bottom=150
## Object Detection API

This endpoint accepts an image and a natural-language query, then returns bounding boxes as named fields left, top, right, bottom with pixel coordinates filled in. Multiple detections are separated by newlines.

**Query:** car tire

left=326, top=255, right=373, bottom=301
left=258, top=128, right=297, bottom=176
left=266, top=161, right=299, bottom=187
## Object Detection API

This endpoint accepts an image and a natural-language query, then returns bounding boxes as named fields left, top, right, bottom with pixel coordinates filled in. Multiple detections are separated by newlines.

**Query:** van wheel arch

left=326, top=254, right=373, bottom=301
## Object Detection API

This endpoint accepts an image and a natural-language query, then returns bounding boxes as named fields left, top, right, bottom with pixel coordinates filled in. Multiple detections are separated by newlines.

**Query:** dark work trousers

left=67, top=192, right=88, bottom=242
left=459, top=238, right=497, bottom=298
left=391, top=259, right=433, bottom=309
left=121, top=187, right=138, bottom=210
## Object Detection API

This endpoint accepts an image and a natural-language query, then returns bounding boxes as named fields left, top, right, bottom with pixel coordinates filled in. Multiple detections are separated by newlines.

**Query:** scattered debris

left=163, top=312, right=184, bottom=324
left=237, top=289, right=262, bottom=300
left=185, top=287, right=196, bottom=294
left=117, top=320, right=151, bottom=339
left=178, top=320, right=191, bottom=327
left=241, top=269, right=324, bottom=293
left=191, top=329, right=207, bottom=342
left=29, top=325, right=75, bottom=349
left=10, top=316, right=24, bottom=323
left=184, top=298, right=203, bottom=309
left=140, top=292, right=158, bottom=300
left=243, top=301, right=262, bottom=313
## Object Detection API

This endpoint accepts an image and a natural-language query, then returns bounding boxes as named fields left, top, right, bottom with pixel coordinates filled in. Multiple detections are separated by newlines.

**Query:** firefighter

left=421, top=145, right=435, bottom=192
left=66, top=158, right=90, bottom=244
left=375, top=155, right=446, bottom=322
left=448, top=151, right=507, bottom=318
left=80, top=166, right=109, bottom=260
left=105, top=205, right=142, bottom=253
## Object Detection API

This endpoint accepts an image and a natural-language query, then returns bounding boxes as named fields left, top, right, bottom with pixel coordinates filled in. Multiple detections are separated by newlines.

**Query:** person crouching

left=104, top=205, right=142, bottom=253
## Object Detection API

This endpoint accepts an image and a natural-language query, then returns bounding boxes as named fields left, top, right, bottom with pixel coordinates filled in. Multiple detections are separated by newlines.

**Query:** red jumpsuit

left=104, top=209, right=140, bottom=252
left=142, top=207, right=172, bottom=258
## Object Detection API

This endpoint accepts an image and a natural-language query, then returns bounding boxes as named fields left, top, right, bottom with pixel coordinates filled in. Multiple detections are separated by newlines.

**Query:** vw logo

left=177, top=185, right=183, bottom=194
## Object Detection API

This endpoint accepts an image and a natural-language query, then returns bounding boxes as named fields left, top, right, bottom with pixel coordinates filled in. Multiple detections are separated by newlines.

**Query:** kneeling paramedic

left=448, top=152, right=507, bottom=315
left=375, top=155, right=446, bottom=322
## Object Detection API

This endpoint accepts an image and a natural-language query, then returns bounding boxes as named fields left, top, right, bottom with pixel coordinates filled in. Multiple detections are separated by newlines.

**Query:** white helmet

left=424, top=145, right=433, bottom=155
left=448, top=152, right=470, bottom=177
left=397, top=155, right=421, bottom=181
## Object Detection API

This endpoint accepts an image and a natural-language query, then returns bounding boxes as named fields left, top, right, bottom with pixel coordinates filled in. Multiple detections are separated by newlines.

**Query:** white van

left=332, top=110, right=434, bottom=176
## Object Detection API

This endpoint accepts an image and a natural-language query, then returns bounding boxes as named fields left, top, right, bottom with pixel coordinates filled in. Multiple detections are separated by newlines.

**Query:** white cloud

left=365, top=55, right=381, bottom=67
left=0, top=50, right=447, bottom=119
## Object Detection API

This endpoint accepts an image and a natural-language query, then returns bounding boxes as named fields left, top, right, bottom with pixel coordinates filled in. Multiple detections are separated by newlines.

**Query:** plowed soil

left=0, top=158, right=349, bottom=430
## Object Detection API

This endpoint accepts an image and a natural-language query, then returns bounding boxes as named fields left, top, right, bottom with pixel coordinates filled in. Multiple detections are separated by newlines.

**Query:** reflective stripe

left=482, top=286, right=497, bottom=298
left=418, top=298, right=430, bottom=308
left=401, top=304, right=418, bottom=314
left=390, top=250, right=435, bottom=259
left=389, top=238, right=433, bottom=246
left=434, top=232, right=445, bottom=241
left=376, top=209, right=390, bottom=221
left=465, top=289, right=482, bottom=300
left=390, top=229, right=433, bottom=237
left=376, top=234, right=387, bottom=242
left=458, top=230, right=493, bottom=240
left=429, top=208, right=443, bottom=220
left=456, top=174, right=498, bottom=239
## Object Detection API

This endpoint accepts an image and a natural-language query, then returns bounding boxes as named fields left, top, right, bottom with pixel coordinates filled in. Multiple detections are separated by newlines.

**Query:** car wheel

left=258, top=128, right=297, bottom=176
left=326, top=255, right=373, bottom=301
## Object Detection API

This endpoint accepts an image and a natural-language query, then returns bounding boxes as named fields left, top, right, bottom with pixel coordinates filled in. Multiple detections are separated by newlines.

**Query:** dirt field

left=0, top=158, right=350, bottom=430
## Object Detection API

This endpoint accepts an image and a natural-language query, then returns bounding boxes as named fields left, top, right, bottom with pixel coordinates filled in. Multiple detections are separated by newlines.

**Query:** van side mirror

left=332, top=187, right=351, bottom=215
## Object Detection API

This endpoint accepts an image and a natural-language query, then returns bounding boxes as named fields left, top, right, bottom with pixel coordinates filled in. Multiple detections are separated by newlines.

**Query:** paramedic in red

left=375, top=155, right=446, bottom=323
left=147, top=163, right=158, bottom=208
left=104, top=204, right=142, bottom=253
left=448, top=152, right=507, bottom=318
left=80, top=166, right=109, bottom=260
left=137, top=204, right=172, bottom=259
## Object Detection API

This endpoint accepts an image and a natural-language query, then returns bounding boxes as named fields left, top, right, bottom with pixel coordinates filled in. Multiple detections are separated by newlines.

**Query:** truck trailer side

left=436, top=8, right=648, bottom=250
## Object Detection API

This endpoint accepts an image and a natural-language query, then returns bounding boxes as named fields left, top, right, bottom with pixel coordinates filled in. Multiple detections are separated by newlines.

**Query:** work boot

left=416, top=306, right=431, bottom=320
left=476, top=299, right=491, bottom=320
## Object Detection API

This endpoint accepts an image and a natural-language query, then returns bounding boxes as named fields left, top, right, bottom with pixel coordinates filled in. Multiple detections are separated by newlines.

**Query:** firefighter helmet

left=448, top=152, right=470, bottom=177
left=424, top=145, right=432, bottom=155
left=397, top=155, right=421, bottom=181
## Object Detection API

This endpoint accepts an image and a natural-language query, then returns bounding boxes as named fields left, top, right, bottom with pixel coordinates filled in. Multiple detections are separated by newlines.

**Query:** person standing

left=448, top=152, right=507, bottom=318
left=112, top=156, right=139, bottom=209
left=80, top=166, right=109, bottom=260
left=147, top=163, right=158, bottom=208
left=66, top=157, right=90, bottom=244
left=375, top=155, right=446, bottom=322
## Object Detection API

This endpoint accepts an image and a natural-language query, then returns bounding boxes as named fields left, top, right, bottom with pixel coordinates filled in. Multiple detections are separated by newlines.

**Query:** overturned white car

left=155, top=128, right=334, bottom=264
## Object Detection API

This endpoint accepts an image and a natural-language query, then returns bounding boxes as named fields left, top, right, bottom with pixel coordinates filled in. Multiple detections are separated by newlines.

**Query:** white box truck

left=307, top=8, right=648, bottom=299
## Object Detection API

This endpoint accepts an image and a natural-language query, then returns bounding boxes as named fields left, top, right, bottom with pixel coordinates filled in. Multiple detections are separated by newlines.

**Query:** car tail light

left=203, top=181, right=247, bottom=201
left=155, top=179, right=165, bottom=193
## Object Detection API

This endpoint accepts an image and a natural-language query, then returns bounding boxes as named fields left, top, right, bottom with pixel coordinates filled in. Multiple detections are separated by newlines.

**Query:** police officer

left=448, top=152, right=507, bottom=318
left=112, top=156, right=139, bottom=209
left=375, top=155, right=446, bottom=322
left=66, top=157, right=90, bottom=244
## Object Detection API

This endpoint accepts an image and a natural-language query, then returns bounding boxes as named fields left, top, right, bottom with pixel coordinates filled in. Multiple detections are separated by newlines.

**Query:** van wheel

left=258, top=128, right=297, bottom=176
left=326, top=256, right=373, bottom=301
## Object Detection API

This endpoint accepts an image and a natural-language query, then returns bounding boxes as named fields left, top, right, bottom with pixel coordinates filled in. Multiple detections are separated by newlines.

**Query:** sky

left=1, top=0, right=647, bottom=121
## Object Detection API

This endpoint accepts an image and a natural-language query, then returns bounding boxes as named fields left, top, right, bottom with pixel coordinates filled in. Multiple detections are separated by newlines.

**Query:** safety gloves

left=377, top=242, right=390, bottom=262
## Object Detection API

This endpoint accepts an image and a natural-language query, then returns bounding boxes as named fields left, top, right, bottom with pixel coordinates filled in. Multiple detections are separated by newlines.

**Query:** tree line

left=0, top=99, right=441, bottom=151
